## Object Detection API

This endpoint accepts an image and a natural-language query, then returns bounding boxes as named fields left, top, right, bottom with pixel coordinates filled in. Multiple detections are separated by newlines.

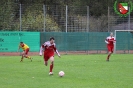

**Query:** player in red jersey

left=105, top=33, right=116, bottom=61
left=39, top=37, right=60, bottom=75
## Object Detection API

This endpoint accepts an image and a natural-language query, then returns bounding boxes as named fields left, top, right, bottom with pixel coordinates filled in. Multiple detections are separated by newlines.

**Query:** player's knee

left=50, top=56, right=54, bottom=61
left=24, top=55, right=27, bottom=58
left=22, top=54, right=25, bottom=57
left=22, top=53, right=24, bottom=55
left=51, top=61, right=54, bottom=64
left=45, top=61, right=48, bottom=66
left=50, top=58, right=54, bottom=64
left=108, top=52, right=112, bottom=54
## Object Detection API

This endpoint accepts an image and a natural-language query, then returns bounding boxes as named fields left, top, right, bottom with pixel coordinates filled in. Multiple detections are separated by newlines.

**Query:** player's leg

left=20, top=51, right=25, bottom=62
left=44, top=54, right=48, bottom=66
left=109, top=46, right=114, bottom=60
left=107, top=46, right=114, bottom=61
left=24, top=48, right=32, bottom=61
left=111, top=46, right=114, bottom=53
left=107, top=51, right=112, bottom=61
left=49, top=56, right=54, bottom=75
left=106, top=46, right=112, bottom=61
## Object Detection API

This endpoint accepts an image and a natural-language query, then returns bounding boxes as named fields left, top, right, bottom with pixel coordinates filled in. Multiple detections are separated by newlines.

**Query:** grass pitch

left=0, top=54, right=133, bottom=88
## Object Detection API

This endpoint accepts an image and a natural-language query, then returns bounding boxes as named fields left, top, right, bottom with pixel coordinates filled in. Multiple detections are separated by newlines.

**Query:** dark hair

left=50, top=37, right=55, bottom=41
left=20, top=42, right=23, bottom=44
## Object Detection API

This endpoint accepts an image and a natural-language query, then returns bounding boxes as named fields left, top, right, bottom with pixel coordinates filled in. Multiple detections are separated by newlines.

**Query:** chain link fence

left=0, top=3, right=133, bottom=32
left=0, top=3, right=133, bottom=54
left=108, top=7, right=133, bottom=32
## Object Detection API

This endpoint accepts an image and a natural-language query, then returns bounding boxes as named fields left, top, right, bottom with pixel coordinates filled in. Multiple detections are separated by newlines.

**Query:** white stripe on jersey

left=106, top=36, right=115, bottom=40
left=43, top=41, right=56, bottom=47
left=105, top=36, right=116, bottom=44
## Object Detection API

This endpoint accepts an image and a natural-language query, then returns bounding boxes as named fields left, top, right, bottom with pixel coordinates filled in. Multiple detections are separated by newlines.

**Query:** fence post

left=86, top=6, right=89, bottom=54
left=65, top=5, right=68, bottom=54
left=87, top=6, right=89, bottom=32
left=19, top=4, right=22, bottom=31
left=128, top=7, right=130, bottom=53
left=66, top=5, right=68, bottom=33
left=43, top=5, right=46, bottom=32
left=114, top=30, right=116, bottom=54
left=108, top=7, right=109, bottom=32
left=128, top=7, right=130, bottom=30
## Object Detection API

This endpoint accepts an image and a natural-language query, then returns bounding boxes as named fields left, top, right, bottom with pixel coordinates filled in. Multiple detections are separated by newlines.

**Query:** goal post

left=114, top=30, right=133, bottom=54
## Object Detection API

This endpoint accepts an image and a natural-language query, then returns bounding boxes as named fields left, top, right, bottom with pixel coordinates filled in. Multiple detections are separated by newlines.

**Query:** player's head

left=110, top=32, right=113, bottom=37
left=20, top=42, right=23, bottom=45
left=50, top=37, right=55, bottom=44
left=20, top=42, right=23, bottom=44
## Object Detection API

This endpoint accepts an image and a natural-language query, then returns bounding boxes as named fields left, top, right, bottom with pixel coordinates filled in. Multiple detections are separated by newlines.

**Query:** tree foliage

left=0, top=0, right=132, bottom=31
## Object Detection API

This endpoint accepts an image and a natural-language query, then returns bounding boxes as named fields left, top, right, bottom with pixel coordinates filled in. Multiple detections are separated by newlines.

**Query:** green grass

left=0, top=54, right=133, bottom=88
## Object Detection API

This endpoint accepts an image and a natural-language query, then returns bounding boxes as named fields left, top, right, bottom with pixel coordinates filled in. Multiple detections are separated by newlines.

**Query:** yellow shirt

left=19, top=43, right=29, bottom=50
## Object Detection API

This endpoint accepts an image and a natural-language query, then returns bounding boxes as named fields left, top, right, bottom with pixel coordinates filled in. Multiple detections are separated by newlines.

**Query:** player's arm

left=39, top=45, right=44, bottom=56
left=105, top=38, right=109, bottom=44
left=113, top=37, right=116, bottom=44
left=18, top=45, right=21, bottom=52
left=53, top=45, right=61, bottom=57
left=39, top=43, right=46, bottom=56
left=56, top=49, right=61, bottom=57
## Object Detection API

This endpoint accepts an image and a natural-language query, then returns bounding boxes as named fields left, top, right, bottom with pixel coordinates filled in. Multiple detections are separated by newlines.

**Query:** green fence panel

left=66, top=32, right=89, bottom=51
left=1, top=32, right=132, bottom=52
left=40, top=32, right=109, bottom=51
left=116, top=32, right=133, bottom=50
left=88, top=32, right=109, bottom=50
left=40, top=32, right=67, bottom=51
left=0, top=32, right=40, bottom=52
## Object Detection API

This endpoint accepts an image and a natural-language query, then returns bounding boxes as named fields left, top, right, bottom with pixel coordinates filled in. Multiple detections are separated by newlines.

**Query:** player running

left=39, top=37, right=60, bottom=75
left=18, top=42, right=32, bottom=62
left=105, top=32, right=116, bottom=61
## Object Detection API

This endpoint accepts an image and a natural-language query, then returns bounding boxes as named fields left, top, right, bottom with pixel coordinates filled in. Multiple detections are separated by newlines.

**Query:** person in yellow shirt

left=18, top=42, right=32, bottom=62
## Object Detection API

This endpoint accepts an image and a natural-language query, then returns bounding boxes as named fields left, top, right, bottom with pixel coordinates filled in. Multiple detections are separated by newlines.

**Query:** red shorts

left=107, top=45, right=114, bottom=53
left=24, top=48, right=29, bottom=55
left=44, top=52, right=54, bottom=61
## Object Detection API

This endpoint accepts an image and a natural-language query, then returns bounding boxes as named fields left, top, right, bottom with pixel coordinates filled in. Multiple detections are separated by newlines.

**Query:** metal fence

left=0, top=4, right=133, bottom=32
left=108, top=7, right=133, bottom=32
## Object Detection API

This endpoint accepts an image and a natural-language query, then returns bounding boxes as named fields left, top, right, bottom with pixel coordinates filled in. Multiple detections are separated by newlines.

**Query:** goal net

left=114, top=30, right=133, bottom=54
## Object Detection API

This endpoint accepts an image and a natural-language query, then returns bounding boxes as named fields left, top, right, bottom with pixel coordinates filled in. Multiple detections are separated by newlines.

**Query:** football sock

left=28, top=56, right=31, bottom=59
left=107, top=54, right=111, bottom=60
left=25, top=56, right=31, bottom=59
left=50, top=64, right=53, bottom=72
left=45, top=61, right=48, bottom=66
left=20, top=57, right=23, bottom=62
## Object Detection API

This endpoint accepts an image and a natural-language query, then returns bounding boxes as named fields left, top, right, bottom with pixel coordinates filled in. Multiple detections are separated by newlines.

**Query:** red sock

left=50, top=64, right=53, bottom=72
left=107, top=54, right=110, bottom=60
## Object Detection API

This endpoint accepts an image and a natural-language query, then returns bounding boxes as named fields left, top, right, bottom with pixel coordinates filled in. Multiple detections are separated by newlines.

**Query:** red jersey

left=42, top=41, right=56, bottom=55
left=105, top=36, right=116, bottom=46
left=39, top=41, right=60, bottom=57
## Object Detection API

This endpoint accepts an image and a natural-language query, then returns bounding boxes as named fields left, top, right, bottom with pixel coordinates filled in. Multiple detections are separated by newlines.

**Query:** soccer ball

left=59, top=71, right=65, bottom=77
